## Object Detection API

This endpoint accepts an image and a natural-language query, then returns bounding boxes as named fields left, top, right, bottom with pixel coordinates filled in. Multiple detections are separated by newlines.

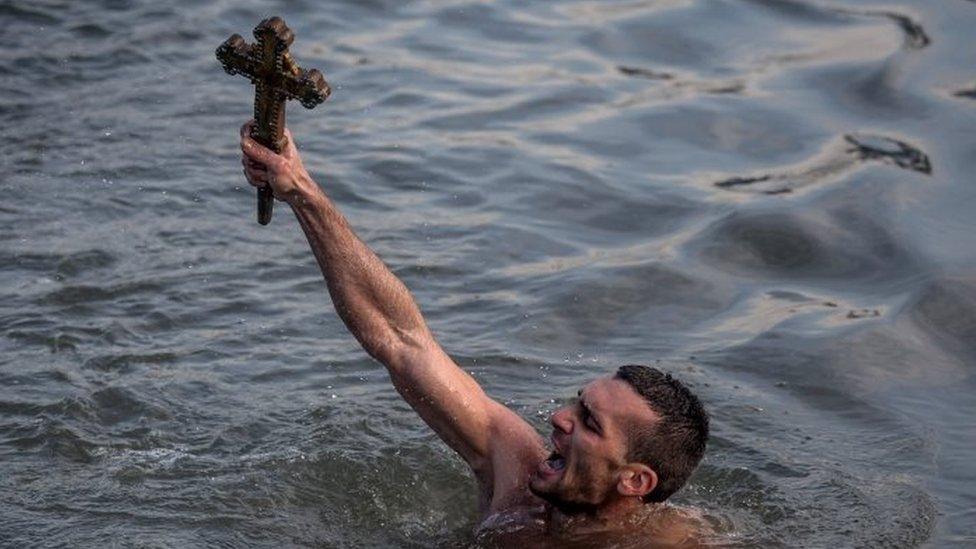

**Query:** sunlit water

left=2, top=0, right=975, bottom=546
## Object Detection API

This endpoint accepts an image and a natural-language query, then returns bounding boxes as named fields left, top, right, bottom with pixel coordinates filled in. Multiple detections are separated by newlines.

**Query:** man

left=238, top=121, right=710, bottom=547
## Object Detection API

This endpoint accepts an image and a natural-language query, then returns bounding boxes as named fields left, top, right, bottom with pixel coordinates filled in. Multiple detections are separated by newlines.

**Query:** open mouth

left=544, top=450, right=566, bottom=472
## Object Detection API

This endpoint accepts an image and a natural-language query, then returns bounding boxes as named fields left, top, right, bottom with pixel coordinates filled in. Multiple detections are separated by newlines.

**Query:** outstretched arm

left=238, top=122, right=541, bottom=481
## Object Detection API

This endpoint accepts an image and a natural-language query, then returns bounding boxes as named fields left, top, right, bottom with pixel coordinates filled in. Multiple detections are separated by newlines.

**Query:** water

left=1, top=0, right=974, bottom=546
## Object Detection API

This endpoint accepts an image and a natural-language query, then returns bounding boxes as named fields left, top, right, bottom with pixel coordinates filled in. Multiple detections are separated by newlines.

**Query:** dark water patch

left=0, top=314, right=56, bottom=334
left=69, top=22, right=113, bottom=39
left=778, top=5, right=932, bottom=51
left=524, top=263, right=733, bottom=349
left=700, top=214, right=831, bottom=277
left=1, top=251, right=66, bottom=273
left=55, top=249, right=117, bottom=279
left=510, top=170, right=699, bottom=245
left=715, top=174, right=772, bottom=189
left=711, top=133, right=930, bottom=196
left=40, top=281, right=163, bottom=307
left=617, top=65, right=674, bottom=80
left=739, top=0, right=851, bottom=25
left=908, top=276, right=976, bottom=360
left=864, top=10, right=931, bottom=50
left=5, top=329, right=84, bottom=354
left=813, top=60, right=930, bottom=119
left=845, top=133, right=931, bottom=174
left=619, top=71, right=748, bottom=100
left=845, top=308, right=880, bottom=319
left=953, top=85, right=976, bottom=99
left=207, top=420, right=278, bottom=456
left=90, top=386, right=170, bottom=426
left=361, top=157, right=458, bottom=193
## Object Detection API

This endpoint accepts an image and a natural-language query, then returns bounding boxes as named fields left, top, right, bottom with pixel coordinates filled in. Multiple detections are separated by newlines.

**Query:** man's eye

left=580, top=405, right=598, bottom=431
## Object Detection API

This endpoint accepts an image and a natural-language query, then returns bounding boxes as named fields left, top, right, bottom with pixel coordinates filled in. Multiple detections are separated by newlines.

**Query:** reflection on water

left=1, top=0, right=975, bottom=546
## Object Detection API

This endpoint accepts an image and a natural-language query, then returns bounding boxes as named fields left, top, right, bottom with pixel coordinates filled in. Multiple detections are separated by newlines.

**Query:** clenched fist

left=239, top=120, right=314, bottom=204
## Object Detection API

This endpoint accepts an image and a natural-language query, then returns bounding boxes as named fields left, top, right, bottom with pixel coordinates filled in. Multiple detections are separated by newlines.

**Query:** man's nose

left=550, top=406, right=573, bottom=433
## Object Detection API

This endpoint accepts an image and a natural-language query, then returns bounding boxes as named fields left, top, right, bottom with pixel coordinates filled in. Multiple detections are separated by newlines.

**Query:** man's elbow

left=362, top=325, right=432, bottom=371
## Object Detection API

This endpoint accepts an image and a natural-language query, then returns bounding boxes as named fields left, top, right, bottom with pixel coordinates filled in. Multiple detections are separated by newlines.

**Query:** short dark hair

left=614, top=364, right=709, bottom=503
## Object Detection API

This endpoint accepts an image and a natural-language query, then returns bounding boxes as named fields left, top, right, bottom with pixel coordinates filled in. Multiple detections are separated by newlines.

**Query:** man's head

left=529, top=365, right=708, bottom=511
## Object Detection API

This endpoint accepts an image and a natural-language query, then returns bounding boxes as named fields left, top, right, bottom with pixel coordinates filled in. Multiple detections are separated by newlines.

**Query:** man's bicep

left=387, top=342, right=501, bottom=470
left=386, top=342, right=512, bottom=470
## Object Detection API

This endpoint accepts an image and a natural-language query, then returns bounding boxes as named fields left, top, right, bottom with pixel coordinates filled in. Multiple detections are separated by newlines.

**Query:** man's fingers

left=244, top=166, right=268, bottom=183
left=238, top=120, right=290, bottom=189
left=240, top=127, right=282, bottom=167
left=242, top=157, right=267, bottom=171
left=243, top=166, right=269, bottom=188
left=241, top=134, right=272, bottom=162
left=239, top=120, right=256, bottom=138
left=241, top=137, right=290, bottom=178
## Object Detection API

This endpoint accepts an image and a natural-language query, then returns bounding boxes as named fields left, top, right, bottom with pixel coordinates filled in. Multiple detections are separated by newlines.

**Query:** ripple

left=39, top=281, right=163, bottom=306
left=8, top=421, right=99, bottom=463
left=83, top=352, right=178, bottom=373
left=90, top=386, right=170, bottom=426
left=0, top=396, right=93, bottom=421
left=54, top=249, right=117, bottom=278
left=0, top=2, right=61, bottom=25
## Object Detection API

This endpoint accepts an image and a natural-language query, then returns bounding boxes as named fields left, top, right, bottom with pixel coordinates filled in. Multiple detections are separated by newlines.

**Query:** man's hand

left=240, top=120, right=313, bottom=203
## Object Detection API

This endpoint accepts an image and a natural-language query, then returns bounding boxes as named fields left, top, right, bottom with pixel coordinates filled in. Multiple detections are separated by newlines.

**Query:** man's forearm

left=288, top=180, right=430, bottom=364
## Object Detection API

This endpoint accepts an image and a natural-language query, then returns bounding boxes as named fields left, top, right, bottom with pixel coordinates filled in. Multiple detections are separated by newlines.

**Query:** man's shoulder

left=475, top=506, right=713, bottom=549
left=475, top=502, right=714, bottom=549
left=626, top=504, right=713, bottom=548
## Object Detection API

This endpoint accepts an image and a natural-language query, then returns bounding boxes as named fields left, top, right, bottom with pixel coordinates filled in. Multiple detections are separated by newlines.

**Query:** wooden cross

left=216, top=16, right=331, bottom=225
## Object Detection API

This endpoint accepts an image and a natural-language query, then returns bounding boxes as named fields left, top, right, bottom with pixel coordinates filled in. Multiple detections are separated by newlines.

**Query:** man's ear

left=617, top=464, right=658, bottom=499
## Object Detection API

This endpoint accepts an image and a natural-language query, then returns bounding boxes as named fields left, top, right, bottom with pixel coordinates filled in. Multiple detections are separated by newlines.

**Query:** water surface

left=2, top=0, right=975, bottom=546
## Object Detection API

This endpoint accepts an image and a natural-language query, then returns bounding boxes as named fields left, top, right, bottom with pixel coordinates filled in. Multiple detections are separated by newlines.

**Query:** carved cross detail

left=216, top=16, right=331, bottom=225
